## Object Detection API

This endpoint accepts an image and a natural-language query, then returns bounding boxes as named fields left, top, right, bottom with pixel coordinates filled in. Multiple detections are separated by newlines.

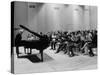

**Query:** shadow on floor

left=18, top=54, right=41, bottom=63
left=18, top=53, right=54, bottom=63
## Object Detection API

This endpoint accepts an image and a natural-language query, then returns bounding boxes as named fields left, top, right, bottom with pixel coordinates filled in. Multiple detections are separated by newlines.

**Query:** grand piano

left=15, top=25, right=50, bottom=62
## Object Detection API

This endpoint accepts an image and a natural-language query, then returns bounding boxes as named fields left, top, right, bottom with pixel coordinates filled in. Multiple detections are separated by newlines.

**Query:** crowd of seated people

left=48, top=30, right=97, bottom=57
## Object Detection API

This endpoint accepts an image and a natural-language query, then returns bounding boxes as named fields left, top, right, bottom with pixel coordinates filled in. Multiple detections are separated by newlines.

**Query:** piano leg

left=40, top=50, right=43, bottom=62
left=30, top=49, right=32, bottom=54
left=16, top=46, right=19, bottom=58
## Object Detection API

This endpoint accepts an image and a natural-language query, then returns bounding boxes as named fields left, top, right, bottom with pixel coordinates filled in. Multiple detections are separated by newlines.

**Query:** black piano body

left=15, top=25, right=50, bottom=62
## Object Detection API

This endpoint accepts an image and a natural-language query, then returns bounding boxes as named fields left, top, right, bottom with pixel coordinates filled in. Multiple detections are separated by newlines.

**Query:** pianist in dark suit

left=15, top=29, right=24, bottom=57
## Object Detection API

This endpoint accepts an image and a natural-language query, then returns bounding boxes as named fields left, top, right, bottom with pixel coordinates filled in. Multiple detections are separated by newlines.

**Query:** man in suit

left=15, top=29, right=24, bottom=57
